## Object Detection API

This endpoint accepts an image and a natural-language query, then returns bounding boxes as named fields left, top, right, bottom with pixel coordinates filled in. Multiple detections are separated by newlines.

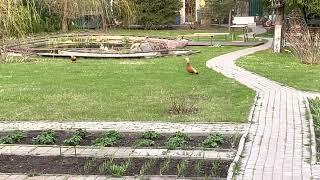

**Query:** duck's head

left=185, top=57, right=190, bottom=63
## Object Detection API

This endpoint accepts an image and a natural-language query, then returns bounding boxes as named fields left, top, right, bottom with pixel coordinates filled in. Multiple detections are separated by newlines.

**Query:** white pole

left=180, top=0, right=186, bottom=24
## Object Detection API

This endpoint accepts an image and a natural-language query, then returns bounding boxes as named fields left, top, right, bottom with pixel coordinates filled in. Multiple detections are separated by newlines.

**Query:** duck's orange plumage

left=185, top=57, right=199, bottom=75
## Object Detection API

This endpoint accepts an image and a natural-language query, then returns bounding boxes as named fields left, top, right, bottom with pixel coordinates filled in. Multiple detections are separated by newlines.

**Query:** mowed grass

left=237, top=50, right=320, bottom=92
left=107, top=28, right=244, bottom=42
left=0, top=46, right=255, bottom=122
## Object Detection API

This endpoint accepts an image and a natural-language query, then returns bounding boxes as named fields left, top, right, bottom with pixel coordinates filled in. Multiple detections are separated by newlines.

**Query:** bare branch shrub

left=285, top=9, right=320, bottom=65
left=168, top=95, right=199, bottom=115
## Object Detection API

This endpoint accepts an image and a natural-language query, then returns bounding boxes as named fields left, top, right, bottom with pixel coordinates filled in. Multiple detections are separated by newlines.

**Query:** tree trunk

left=62, top=0, right=69, bottom=32
left=101, top=15, right=108, bottom=32
left=273, top=0, right=284, bottom=53
left=228, top=9, right=232, bottom=32
left=100, top=1, right=108, bottom=32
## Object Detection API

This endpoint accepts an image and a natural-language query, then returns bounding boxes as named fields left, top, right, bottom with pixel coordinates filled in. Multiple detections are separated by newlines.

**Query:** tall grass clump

left=0, top=0, right=41, bottom=37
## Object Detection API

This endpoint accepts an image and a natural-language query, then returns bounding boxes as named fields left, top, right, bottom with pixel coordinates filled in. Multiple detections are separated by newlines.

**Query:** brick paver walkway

left=207, top=29, right=320, bottom=179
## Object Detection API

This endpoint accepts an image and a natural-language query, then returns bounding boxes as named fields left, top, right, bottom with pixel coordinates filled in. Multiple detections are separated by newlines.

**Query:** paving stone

left=206, top=26, right=320, bottom=179
left=0, top=122, right=247, bottom=135
left=0, top=146, right=21, bottom=154
left=26, top=176, right=47, bottom=180
left=0, top=175, right=10, bottom=180
left=43, top=176, right=67, bottom=180
left=30, top=147, right=54, bottom=156
left=6, top=175, right=27, bottom=180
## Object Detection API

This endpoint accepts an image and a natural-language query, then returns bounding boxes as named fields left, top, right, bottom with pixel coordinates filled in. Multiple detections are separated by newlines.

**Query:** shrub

left=64, top=129, right=88, bottom=146
left=202, top=133, right=224, bottom=148
left=134, top=0, right=182, bottom=29
left=285, top=9, right=320, bottom=65
left=165, top=132, right=190, bottom=150
left=0, top=130, right=25, bottom=144
left=74, top=128, right=88, bottom=139
left=174, top=131, right=191, bottom=141
left=93, top=130, right=122, bottom=147
left=33, top=129, right=56, bottom=145
left=134, top=139, right=155, bottom=147
left=142, top=131, right=160, bottom=140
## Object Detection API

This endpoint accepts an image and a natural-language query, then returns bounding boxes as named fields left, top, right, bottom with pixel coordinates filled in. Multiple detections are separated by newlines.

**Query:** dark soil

left=0, top=131, right=241, bottom=150
left=0, top=155, right=230, bottom=178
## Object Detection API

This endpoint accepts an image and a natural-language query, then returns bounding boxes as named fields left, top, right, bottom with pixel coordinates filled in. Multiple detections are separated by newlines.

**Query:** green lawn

left=0, top=46, right=255, bottom=122
left=256, top=29, right=274, bottom=38
left=237, top=50, right=320, bottom=92
left=107, top=27, right=233, bottom=37
left=108, top=28, right=244, bottom=42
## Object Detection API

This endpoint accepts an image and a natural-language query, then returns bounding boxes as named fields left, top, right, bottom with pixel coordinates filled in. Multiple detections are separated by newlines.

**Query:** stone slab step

left=0, top=122, right=248, bottom=135
left=0, top=145, right=235, bottom=161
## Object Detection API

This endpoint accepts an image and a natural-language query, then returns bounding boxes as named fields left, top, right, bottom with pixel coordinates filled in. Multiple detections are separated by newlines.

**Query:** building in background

left=179, top=0, right=205, bottom=24
left=179, top=0, right=263, bottom=25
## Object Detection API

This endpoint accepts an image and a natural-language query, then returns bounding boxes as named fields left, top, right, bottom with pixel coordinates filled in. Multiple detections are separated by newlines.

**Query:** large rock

left=130, top=43, right=153, bottom=53
left=130, top=42, right=168, bottom=53
left=162, top=40, right=188, bottom=49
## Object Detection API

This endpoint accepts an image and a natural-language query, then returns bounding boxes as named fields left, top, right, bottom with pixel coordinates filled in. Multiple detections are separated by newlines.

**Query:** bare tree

left=45, top=0, right=135, bottom=32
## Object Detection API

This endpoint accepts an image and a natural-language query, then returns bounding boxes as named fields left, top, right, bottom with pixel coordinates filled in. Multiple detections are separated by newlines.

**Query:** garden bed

left=309, top=98, right=320, bottom=161
left=0, top=155, right=230, bottom=178
left=0, top=130, right=241, bottom=150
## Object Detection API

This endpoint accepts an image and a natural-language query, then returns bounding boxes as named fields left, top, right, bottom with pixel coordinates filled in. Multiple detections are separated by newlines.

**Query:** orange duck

left=185, top=57, right=199, bottom=75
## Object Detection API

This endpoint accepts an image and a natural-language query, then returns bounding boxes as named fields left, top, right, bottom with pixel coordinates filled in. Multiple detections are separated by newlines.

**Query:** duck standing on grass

left=185, top=57, right=199, bottom=75
left=70, top=55, right=77, bottom=63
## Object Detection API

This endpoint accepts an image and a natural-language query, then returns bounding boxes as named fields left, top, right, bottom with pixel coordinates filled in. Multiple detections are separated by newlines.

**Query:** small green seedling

left=165, top=131, right=190, bottom=150
left=64, top=128, right=88, bottom=146
left=134, top=139, right=155, bottom=148
left=93, top=130, right=122, bottom=147
left=159, top=158, right=171, bottom=175
left=202, top=133, right=224, bottom=148
left=33, top=129, right=56, bottom=145
left=142, top=131, right=160, bottom=140
left=177, top=160, right=188, bottom=177
left=0, top=130, right=25, bottom=144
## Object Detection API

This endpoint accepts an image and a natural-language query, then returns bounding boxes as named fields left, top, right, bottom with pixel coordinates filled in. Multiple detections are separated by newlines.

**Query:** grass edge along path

left=237, top=50, right=320, bottom=92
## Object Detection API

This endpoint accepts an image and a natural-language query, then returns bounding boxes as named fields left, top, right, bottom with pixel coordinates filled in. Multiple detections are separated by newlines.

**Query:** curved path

left=207, top=28, right=320, bottom=179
